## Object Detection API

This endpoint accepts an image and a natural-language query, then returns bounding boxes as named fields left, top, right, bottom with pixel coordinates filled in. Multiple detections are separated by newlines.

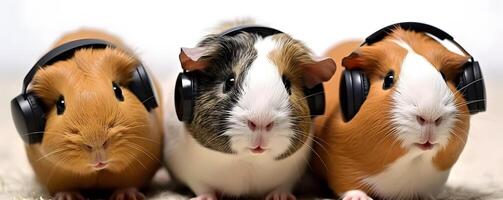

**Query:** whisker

left=373, top=129, right=400, bottom=167
left=286, top=134, right=330, bottom=172
left=449, top=130, right=467, bottom=146
left=290, top=91, right=325, bottom=105
left=124, top=151, right=148, bottom=170
left=36, top=148, right=67, bottom=162
left=46, top=155, right=72, bottom=185
left=457, top=77, right=484, bottom=92
left=125, top=143, right=162, bottom=164
left=124, top=136, right=160, bottom=145
left=291, top=114, right=330, bottom=118
left=291, top=130, right=330, bottom=154
left=21, top=130, right=62, bottom=136
left=141, top=95, right=155, bottom=104
left=454, top=99, right=486, bottom=107
left=381, top=130, right=401, bottom=167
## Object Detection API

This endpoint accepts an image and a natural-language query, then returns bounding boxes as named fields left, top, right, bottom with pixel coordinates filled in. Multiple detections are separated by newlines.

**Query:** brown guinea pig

left=25, top=29, right=163, bottom=199
left=313, top=28, right=471, bottom=200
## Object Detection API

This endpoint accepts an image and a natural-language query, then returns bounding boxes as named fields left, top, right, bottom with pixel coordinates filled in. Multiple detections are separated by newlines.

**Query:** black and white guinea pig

left=162, top=21, right=336, bottom=200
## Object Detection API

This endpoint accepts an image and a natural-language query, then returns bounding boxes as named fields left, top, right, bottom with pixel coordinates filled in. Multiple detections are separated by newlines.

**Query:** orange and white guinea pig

left=314, top=28, right=471, bottom=200
left=25, top=29, right=163, bottom=199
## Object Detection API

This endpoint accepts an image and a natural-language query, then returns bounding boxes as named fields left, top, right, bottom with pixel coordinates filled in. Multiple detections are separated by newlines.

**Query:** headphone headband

left=22, top=39, right=113, bottom=94
left=219, top=25, right=283, bottom=38
left=364, top=22, right=452, bottom=45
left=363, top=22, right=473, bottom=61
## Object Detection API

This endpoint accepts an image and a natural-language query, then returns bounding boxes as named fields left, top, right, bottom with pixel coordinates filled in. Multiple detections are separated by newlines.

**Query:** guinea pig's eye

left=383, top=70, right=395, bottom=90
left=112, top=82, right=124, bottom=101
left=223, top=74, right=235, bottom=93
left=282, top=75, right=292, bottom=95
left=56, top=96, right=65, bottom=115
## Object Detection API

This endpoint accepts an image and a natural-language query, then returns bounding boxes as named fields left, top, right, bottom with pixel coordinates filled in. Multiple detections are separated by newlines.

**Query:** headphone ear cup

left=129, top=65, right=158, bottom=111
left=305, top=83, right=326, bottom=116
left=340, top=69, right=370, bottom=122
left=175, top=72, right=197, bottom=122
left=457, top=61, right=486, bottom=114
left=11, top=93, right=45, bottom=144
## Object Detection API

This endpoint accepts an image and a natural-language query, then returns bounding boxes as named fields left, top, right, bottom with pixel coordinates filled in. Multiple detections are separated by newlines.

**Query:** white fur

left=361, top=40, right=458, bottom=199
left=162, top=36, right=312, bottom=197
left=391, top=39, right=457, bottom=150
left=363, top=148, right=450, bottom=199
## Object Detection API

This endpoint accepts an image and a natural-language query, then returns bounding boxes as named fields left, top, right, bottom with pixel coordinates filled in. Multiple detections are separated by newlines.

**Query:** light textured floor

left=1, top=76, right=502, bottom=200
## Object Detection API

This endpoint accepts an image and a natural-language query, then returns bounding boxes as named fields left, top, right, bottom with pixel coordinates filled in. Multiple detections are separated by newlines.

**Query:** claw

left=53, top=191, right=85, bottom=200
left=190, top=193, right=217, bottom=200
left=265, top=191, right=296, bottom=200
left=109, top=187, right=145, bottom=200
left=341, top=190, right=373, bottom=200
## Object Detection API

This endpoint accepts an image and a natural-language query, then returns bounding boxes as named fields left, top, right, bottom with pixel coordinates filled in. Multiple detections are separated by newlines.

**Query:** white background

left=0, top=0, right=502, bottom=79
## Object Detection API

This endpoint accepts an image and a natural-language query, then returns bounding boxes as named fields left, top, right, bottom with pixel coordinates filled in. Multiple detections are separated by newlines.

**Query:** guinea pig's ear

left=439, top=51, right=470, bottom=80
left=341, top=48, right=381, bottom=71
left=300, top=57, right=336, bottom=88
left=179, top=47, right=210, bottom=71
left=341, top=52, right=364, bottom=69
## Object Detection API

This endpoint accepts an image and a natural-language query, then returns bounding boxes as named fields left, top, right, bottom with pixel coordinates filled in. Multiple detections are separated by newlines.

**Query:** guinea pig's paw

left=109, top=187, right=145, bottom=200
left=53, top=191, right=85, bottom=200
left=190, top=193, right=217, bottom=200
left=341, top=190, right=373, bottom=200
left=265, top=191, right=296, bottom=200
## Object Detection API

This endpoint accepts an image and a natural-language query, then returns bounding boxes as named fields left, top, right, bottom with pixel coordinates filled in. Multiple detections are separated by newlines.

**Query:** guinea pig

left=313, top=28, right=472, bottom=200
left=162, top=21, right=336, bottom=200
left=24, top=29, right=163, bottom=200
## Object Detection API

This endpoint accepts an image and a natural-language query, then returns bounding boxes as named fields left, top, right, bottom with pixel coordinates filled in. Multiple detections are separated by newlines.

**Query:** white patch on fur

left=363, top=149, right=450, bottom=199
left=391, top=39, right=457, bottom=149
left=361, top=40, right=458, bottom=198
left=226, top=36, right=293, bottom=157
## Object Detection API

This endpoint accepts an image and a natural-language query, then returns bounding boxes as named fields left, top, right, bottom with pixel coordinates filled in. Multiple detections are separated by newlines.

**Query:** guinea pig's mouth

left=249, top=146, right=268, bottom=154
left=414, top=142, right=437, bottom=151
left=92, top=162, right=108, bottom=170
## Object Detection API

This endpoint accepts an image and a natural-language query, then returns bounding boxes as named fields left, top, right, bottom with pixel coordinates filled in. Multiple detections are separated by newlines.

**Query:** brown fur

left=313, top=29, right=470, bottom=197
left=269, top=34, right=316, bottom=159
left=26, top=29, right=163, bottom=194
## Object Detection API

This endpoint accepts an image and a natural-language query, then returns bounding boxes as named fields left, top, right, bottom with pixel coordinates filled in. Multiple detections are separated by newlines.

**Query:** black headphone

left=11, top=39, right=158, bottom=144
left=340, top=22, right=486, bottom=121
left=175, top=26, right=326, bottom=122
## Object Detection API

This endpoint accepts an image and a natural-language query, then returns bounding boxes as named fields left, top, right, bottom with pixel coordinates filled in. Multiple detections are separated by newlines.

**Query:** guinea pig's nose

left=416, top=115, right=442, bottom=126
left=247, top=120, right=274, bottom=132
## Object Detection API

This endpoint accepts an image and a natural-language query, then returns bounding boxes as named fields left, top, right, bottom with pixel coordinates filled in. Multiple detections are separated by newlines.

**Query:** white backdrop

left=0, top=0, right=502, bottom=80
